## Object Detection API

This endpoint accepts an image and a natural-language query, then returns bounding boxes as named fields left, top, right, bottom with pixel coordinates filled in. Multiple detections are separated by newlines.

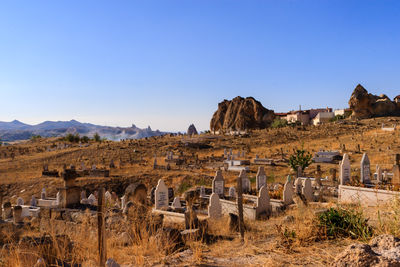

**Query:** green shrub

left=288, top=146, right=312, bottom=173
left=93, top=132, right=101, bottom=142
left=318, top=207, right=373, bottom=240
left=81, top=136, right=89, bottom=143
left=271, top=118, right=288, bottom=128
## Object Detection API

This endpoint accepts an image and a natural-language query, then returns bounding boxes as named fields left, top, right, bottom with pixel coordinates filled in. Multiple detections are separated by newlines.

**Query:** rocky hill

left=210, top=96, right=275, bottom=132
left=349, top=84, right=400, bottom=119
left=0, top=120, right=166, bottom=141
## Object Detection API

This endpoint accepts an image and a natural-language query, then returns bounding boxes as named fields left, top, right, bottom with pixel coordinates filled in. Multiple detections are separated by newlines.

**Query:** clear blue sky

left=1, top=1, right=400, bottom=132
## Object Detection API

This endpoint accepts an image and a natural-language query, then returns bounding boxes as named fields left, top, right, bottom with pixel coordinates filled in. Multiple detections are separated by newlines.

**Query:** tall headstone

left=339, top=153, right=351, bottom=185
left=81, top=190, right=87, bottom=200
left=302, top=178, right=313, bottom=202
left=294, top=178, right=302, bottom=194
left=30, top=196, right=37, bottom=207
left=228, top=186, right=236, bottom=198
left=212, top=170, right=225, bottom=197
left=121, top=195, right=126, bottom=210
left=208, top=193, right=222, bottom=219
left=376, top=165, right=382, bottom=183
left=256, top=167, right=267, bottom=191
left=41, top=188, right=46, bottom=200
left=257, top=186, right=271, bottom=216
left=155, top=179, right=168, bottom=210
left=360, top=153, right=371, bottom=184
left=239, top=170, right=250, bottom=193
left=283, top=178, right=294, bottom=205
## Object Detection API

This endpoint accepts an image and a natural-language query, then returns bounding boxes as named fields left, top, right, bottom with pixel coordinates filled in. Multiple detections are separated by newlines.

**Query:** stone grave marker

left=257, top=186, right=271, bottom=216
left=81, top=190, right=87, bottom=200
left=283, top=176, right=294, bottom=205
left=121, top=195, right=126, bottom=210
left=88, top=194, right=97, bottom=205
left=393, top=154, right=400, bottom=185
left=360, top=153, right=371, bottom=184
left=376, top=165, right=382, bottom=182
left=13, top=206, right=23, bottom=224
left=294, top=178, right=302, bottom=194
left=229, top=186, right=236, bottom=198
left=3, top=202, right=12, bottom=219
left=30, top=196, right=37, bottom=207
left=212, top=170, right=225, bottom=197
left=256, top=166, right=267, bottom=191
left=155, top=179, right=168, bottom=210
left=41, top=188, right=46, bottom=200
left=172, top=197, right=181, bottom=209
left=16, top=197, right=24, bottom=206
left=339, top=153, right=351, bottom=185
left=200, top=186, right=206, bottom=197
left=302, top=178, right=313, bottom=202
left=239, top=170, right=250, bottom=193
left=208, top=193, right=222, bottom=219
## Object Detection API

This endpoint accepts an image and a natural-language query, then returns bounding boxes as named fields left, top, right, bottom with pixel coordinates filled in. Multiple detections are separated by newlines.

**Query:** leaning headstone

left=13, top=206, right=23, bottom=224
left=339, top=153, right=351, bottom=185
left=239, top=170, right=250, bottom=193
left=228, top=187, right=236, bottom=198
left=283, top=178, right=294, bottom=205
left=212, top=170, right=225, bottom=197
left=155, top=179, right=168, bottom=210
left=256, top=167, right=267, bottom=191
left=360, top=153, right=371, bottom=184
left=41, top=188, right=46, bottom=200
left=16, top=197, right=24, bottom=206
left=302, top=178, right=313, bottom=202
left=172, top=197, right=181, bottom=209
left=257, top=186, right=271, bottom=216
left=30, top=196, right=37, bottom=207
left=208, top=193, right=222, bottom=219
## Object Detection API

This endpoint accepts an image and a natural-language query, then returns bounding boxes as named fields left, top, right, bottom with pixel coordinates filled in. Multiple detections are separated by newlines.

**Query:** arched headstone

left=339, top=153, right=351, bottom=185
left=256, top=167, right=267, bottom=191
left=212, top=170, right=225, bottom=197
left=208, top=193, right=222, bottom=219
left=155, top=179, right=168, bottom=210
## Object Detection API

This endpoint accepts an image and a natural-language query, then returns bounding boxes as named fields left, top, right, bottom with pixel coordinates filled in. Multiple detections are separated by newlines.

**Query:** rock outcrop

left=187, top=124, right=198, bottom=135
left=333, top=235, right=400, bottom=266
left=349, top=84, right=400, bottom=119
left=210, top=96, right=275, bottom=132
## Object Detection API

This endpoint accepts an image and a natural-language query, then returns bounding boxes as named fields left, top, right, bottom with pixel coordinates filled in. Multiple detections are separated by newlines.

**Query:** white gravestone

left=257, top=186, right=271, bottom=216
left=121, top=195, right=126, bottom=210
left=360, top=153, right=371, bottom=184
left=172, top=197, right=181, bottom=209
left=88, top=194, right=97, bottom=205
left=155, top=179, right=169, bottom=210
left=212, top=170, right=225, bottom=197
left=283, top=177, right=294, bottom=205
left=239, top=170, right=250, bottom=193
left=41, top=188, right=46, bottom=200
left=339, top=153, right=351, bottom=185
left=302, top=178, right=313, bottom=202
left=105, top=191, right=112, bottom=205
left=16, top=197, right=24, bottom=206
left=208, top=193, right=222, bottom=219
left=228, top=186, right=236, bottom=198
left=256, top=167, right=267, bottom=191
left=376, top=165, right=382, bottom=183
left=56, top=191, right=61, bottom=205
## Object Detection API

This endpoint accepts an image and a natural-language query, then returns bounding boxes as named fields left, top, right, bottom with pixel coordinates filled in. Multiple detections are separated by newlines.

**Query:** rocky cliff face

left=349, top=84, right=400, bottom=119
left=187, top=124, right=198, bottom=135
left=210, top=96, right=275, bottom=132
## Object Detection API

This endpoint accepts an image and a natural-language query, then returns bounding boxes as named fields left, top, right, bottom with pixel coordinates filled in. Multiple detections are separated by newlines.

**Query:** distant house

left=286, top=110, right=310, bottom=125
left=312, top=111, right=335, bottom=125
left=334, top=109, right=346, bottom=116
left=395, top=95, right=400, bottom=103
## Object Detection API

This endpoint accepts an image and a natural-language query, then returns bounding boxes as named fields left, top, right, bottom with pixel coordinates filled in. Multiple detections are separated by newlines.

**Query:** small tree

left=289, top=146, right=313, bottom=173
left=271, top=118, right=288, bottom=128
left=81, top=136, right=89, bottom=143
left=93, top=132, right=101, bottom=142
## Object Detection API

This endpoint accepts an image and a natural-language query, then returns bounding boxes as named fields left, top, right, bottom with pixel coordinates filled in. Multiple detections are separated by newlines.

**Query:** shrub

left=81, top=136, right=89, bottom=143
left=271, top=118, right=288, bottom=128
left=93, top=133, right=101, bottom=142
left=288, top=146, right=312, bottom=173
left=317, top=207, right=372, bottom=240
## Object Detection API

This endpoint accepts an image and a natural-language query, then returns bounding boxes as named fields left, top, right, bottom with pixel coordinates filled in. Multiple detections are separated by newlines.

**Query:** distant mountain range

left=0, top=120, right=167, bottom=142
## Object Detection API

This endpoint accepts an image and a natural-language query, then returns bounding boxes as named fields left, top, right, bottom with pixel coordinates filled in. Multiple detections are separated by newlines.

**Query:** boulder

left=349, top=84, right=400, bottom=119
left=210, top=96, right=275, bottom=132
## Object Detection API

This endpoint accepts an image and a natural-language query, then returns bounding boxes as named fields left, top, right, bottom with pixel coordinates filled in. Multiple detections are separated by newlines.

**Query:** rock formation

left=210, top=96, right=275, bottom=132
left=187, top=124, right=198, bottom=135
left=349, top=84, right=400, bottom=119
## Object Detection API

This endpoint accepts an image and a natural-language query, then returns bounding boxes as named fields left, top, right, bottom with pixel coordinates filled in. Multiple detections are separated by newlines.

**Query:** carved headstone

left=155, top=179, right=168, bottom=210
left=256, top=166, right=267, bottom=191
left=172, top=197, right=181, bottom=209
left=302, top=178, right=313, bottom=202
left=41, top=188, right=46, bottom=200
left=360, top=153, right=371, bottom=184
left=257, top=186, right=271, bottom=216
left=339, top=153, right=351, bottom=185
left=212, top=170, right=225, bottom=197
left=283, top=177, right=294, bottom=205
left=30, top=196, right=37, bottom=207
left=239, top=170, right=250, bottom=193
left=16, top=197, right=24, bottom=206
left=208, top=193, right=222, bottom=219
left=228, top=186, right=236, bottom=198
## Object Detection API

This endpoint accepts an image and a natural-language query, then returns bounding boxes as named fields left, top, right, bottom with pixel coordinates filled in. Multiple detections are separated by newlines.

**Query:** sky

left=1, top=0, right=400, bottom=132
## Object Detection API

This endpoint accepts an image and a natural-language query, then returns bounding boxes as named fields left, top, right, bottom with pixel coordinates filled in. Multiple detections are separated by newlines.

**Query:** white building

left=312, top=112, right=335, bottom=125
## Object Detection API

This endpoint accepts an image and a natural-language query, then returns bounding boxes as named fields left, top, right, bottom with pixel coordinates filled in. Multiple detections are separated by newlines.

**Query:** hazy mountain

left=0, top=120, right=167, bottom=141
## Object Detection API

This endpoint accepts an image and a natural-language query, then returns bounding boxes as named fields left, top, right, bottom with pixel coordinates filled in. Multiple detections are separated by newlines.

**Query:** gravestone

left=13, top=206, right=23, bottom=224
left=294, top=178, right=302, bottom=194
left=155, top=179, right=168, bottom=210
left=239, top=170, right=250, bottom=193
left=393, top=154, right=400, bottom=185
left=257, top=186, right=271, bottom=216
left=88, top=194, right=97, bottom=205
left=3, top=202, right=12, bottom=220
left=56, top=191, right=61, bottom=205
left=92, top=164, right=96, bottom=170
left=168, top=188, right=174, bottom=201
left=41, top=188, right=46, bottom=200
left=256, top=166, right=267, bottom=191
left=16, top=197, right=24, bottom=206
left=229, top=187, right=236, bottom=198
left=339, top=153, right=351, bottom=185
left=81, top=190, right=87, bottom=200
left=212, top=170, right=225, bottom=197
left=283, top=177, right=294, bottom=205
left=302, top=178, right=313, bottom=202
left=172, top=197, right=181, bottom=209
left=30, top=196, right=37, bottom=207
left=105, top=191, right=112, bottom=205
left=208, top=193, right=222, bottom=219
left=200, top=186, right=206, bottom=197
left=360, top=153, right=371, bottom=184
left=121, top=195, right=126, bottom=210
left=376, top=165, right=382, bottom=182
left=297, top=166, right=302, bottom=178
